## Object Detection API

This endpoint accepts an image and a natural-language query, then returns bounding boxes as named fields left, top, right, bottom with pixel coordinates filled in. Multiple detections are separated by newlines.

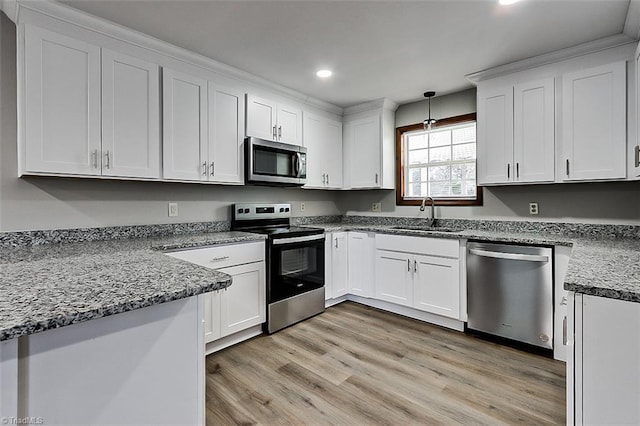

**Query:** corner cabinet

left=561, top=61, right=627, bottom=181
left=246, top=94, right=302, bottom=145
left=477, top=76, right=555, bottom=185
left=163, top=69, right=244, bottom=183
left=22, top=25, right=161, bottom=178
left=343, top=99, right=398, bottom=189
left=303, top=114, right=343, bottom=189
left=165, top=241, right=266, bottom=351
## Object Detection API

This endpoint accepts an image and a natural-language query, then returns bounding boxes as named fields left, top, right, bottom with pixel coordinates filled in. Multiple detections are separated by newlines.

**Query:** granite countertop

left=0, top=231, right=266, bottom=341
left=307, top=222, right=640, bottom=303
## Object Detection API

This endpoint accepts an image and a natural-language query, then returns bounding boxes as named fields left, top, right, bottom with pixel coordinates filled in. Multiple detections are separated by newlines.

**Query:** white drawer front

left=375, top=234, right=459, bottom=258
left=166, top=241, right=264, bottom=269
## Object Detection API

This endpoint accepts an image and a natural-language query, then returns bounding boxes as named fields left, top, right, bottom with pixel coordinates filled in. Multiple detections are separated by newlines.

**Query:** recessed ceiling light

left=316, top=69, right=332, bottom=78
left=499, top=0, right=521, bottom=4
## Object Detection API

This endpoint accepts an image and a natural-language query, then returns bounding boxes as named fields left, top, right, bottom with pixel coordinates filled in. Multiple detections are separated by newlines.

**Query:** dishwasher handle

left=469, top=248, right=549, bottom=263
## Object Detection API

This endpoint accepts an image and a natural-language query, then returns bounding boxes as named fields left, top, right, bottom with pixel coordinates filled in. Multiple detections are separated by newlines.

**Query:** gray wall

left=339, top=90, right=640, bottom=225
left=0, top=14, right=340, bottom=232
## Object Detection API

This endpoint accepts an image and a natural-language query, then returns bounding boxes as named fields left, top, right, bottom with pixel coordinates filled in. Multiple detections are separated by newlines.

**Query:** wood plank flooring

left=205, top=302, right=566, bottom=425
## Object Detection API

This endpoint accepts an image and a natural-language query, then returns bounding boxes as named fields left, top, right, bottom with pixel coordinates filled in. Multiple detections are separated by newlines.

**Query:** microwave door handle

left=294, top=152, right=302, bottom=177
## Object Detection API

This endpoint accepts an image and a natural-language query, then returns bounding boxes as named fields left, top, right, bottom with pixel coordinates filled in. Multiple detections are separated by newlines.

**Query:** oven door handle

left=272, top=234, right=325, bottom=245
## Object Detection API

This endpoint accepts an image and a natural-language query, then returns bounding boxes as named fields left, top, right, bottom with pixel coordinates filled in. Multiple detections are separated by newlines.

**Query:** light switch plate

left=529, top=202, right=539, bottom=215
left=168, top=202, right=178, bottom=217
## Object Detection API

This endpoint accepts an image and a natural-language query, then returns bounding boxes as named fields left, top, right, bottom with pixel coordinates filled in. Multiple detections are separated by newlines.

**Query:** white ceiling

left=60, top=0, right=636, bottom=108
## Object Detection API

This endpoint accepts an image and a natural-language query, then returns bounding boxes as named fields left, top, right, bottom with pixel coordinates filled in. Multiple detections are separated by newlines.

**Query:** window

left=395, top=113, right=482, bottom=206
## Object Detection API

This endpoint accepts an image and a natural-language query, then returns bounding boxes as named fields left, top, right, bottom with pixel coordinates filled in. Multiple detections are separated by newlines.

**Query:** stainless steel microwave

left=245, top=137, right=307, bottom=186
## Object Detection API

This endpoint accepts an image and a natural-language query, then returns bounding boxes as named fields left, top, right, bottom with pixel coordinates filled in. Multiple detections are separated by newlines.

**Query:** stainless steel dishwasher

left=466, top=242, right=553, bottom=350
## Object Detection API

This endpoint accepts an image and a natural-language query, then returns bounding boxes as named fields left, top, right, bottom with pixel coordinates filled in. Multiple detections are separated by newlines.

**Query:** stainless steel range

left=231, top=203, right=325, bottom=333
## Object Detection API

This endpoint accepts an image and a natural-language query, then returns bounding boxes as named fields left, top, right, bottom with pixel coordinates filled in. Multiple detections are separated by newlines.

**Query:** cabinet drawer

left=166, top=241, right=264, bottom=269
left=375, top=234, right=459, bottom=258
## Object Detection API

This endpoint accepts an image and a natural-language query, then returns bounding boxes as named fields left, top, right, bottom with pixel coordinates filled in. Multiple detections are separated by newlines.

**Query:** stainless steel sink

left=390, top=226, right=462, bottom=233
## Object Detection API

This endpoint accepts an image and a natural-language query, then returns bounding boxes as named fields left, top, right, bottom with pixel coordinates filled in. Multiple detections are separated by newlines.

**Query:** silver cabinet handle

left=407, top=259, right=410, bottom=272
left=635, top=145, right=639, bottom=168
left=105, top=150, right=110, bottom=169
left=93, top=149, right=98, bottom=169
left=563, top=316, right=568, bottom=345
left=566, top=159, right=570, bottom=176
left=375, top=173, right=379, bottom=184
left=278, top=125, right=282, bottom=139
left=335, top=237, right=338, bottom=248
left=326, top=174, right=329, bottom=185
left=560, top=296, right=568, bottom=306
left=413, top=259, right=417, bottom=273
left=322, top=173, right=326, bottom=184
left=210, top=162, right=214, bottom=176
left=507, top=163, right=510, bottom=179
left=516, top=162, right=519, bottom=179
left=469, top=248, right=549, bottom=262
left=210, top=256, right=229, bottom=262
left=203, top=161, right=208, bottom=176
left=272, top=126, right=277, bottom=140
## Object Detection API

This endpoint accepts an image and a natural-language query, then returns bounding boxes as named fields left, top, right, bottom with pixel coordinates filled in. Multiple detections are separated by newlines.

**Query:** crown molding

left=343, top=98, right=399, bottom=116
left=8, top=0, right=344, bottom=115
left=466, top=33, right=636, bottom=83
left=624, top=0, right=640, bottom=41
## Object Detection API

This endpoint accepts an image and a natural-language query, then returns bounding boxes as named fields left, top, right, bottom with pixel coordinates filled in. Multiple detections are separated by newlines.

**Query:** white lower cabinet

left=165, top=241, right=266, bottom=346
left=568, top=293, right=640, bottom=425
left=375, top=234, right=461, bottom=319
left=347, top=232, right=375, bottom=298
left=326, top=232, right=349, bottom=299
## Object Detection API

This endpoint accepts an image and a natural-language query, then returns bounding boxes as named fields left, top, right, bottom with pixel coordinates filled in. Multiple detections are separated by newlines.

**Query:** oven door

left=246, top=137, right=307, bottom=186
left=269, top=234, right=324, bottom=303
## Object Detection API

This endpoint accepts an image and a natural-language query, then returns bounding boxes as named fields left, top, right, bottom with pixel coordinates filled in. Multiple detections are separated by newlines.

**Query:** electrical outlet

left=300, top=202, right=305, bottom=212
left=371, top=202, right=381, bottom=212
left=529, top=202, right=539, bottom=215
left=168, top=202, right=178, bottom=217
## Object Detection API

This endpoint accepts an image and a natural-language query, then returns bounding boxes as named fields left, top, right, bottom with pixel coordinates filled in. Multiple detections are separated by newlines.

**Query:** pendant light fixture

left=423, top=91, right=437, bottom=131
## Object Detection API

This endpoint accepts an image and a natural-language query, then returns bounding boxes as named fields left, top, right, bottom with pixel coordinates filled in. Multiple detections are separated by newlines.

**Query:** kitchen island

left=0, top=230, right=265, bottom=425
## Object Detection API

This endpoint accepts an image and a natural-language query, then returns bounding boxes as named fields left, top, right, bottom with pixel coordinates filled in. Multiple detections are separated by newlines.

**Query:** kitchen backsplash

left=2, top=215, right=638, bottom=249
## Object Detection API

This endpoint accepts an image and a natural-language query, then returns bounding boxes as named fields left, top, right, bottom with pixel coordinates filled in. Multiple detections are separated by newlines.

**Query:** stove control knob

left=285, top=207, right=290, bottom=212
left=244, top=208, right=250, bottom=213
left=279, top=208, right=285, bottom=212
left=237, top=209, right=242, bottom=214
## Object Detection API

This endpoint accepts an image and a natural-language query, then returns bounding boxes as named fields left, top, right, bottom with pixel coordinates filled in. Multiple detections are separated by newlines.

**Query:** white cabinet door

left=277, top=104, right=303, bottom=145
left=218, top=262, right=266, bottom=337
left=324, top=234, right=333, bottom=301
left=348, top=232, right=374, bottom=298
left=577, top=295, right=640, bottom=425
left=513, top=78, right=555, bottom=183
left=302, top=114, right=326, bottom=187
left=24, top=25, right=101, bottom=175
left=246, top=95, right=277, bottom=141
left=375, top=250, right=412, bottom=307
left=101, top=49, right=160, bottom=179
left=162, top=69, right=208, bottom=181
left=303, top=114, right=343, bottom=188
left=635, top=44, right=640, bottom=177
left=331, top=232, right=349, bottom=298
left=562, top=61, right=626, bottom=181
left=477, top=85, right=513, bottom=184
left=208, top=84, right=244, bottom=184
left=346, top=114, right=381, bottom=188
left=412, top=254, right=460, bottom=319
left=202, top=291, right=221, bottom=343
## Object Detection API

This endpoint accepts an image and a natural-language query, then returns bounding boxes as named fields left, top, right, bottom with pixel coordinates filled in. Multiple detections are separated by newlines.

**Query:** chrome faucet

left=420, top=196, right=436, bottom=227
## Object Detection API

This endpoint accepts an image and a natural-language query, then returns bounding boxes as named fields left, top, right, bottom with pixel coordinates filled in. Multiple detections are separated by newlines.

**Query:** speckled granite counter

left=306, top=221, right=640, bottom=303
left=0, top=231, right=266, bottom=341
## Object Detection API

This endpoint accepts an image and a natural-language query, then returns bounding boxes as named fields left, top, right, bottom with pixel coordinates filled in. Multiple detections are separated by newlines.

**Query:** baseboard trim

left=205, top=324, right=263, bottom=355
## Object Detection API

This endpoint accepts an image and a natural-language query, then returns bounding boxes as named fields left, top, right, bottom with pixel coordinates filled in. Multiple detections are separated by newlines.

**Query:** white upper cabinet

left=477, top=77, right=554, bottom=184
left=514, top=78, right=555, bottom=183
left=102, top=49, right=160, bottom=178
left=302, top=113, right=343, bottom=189
left=24, top=25, right=101, bottom=175
left=208, top=84, right=244, bottom=184
left=246, top=94, right=302, bottom=144
left=342, top=99, right=397, bottom=189
left=562, top=61, right=627, bottom=181
left=477, top=85, right=513, bottom=184
left=23, top=26, right=161, bottom=179
left=162, top=68, right=208, bottom=181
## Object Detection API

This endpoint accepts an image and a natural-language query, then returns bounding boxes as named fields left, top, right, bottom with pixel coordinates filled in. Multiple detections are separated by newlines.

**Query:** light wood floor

left=205, top=302, right=566, bottom=425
